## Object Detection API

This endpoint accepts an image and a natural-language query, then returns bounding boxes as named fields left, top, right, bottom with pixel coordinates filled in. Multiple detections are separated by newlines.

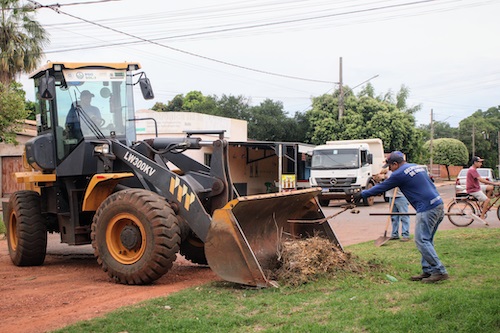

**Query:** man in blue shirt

left=353, top=151, right=448, bottom=283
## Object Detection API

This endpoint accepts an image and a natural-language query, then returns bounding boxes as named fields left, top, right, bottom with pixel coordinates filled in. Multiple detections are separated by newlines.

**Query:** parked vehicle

left=309, top=139, right=385, bottom=206
left=455, top=168, right=497, bottom=197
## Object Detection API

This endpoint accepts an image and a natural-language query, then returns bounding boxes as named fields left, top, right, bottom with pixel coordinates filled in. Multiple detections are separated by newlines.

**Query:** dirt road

left=1, top=184, right=498, bottom=333
left=0, top=234, right=219, bottom=333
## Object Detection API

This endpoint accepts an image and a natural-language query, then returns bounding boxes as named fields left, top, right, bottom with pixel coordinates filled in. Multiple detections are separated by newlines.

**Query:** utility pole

left=430, top=109, right=434, bottom=177
left=498, top=131, right=500, bottom=177
left=338, top=57, right=344, bottom=120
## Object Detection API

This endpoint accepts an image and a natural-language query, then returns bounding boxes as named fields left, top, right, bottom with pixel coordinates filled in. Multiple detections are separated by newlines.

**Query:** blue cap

left=383, top=151, right=405, bottom=168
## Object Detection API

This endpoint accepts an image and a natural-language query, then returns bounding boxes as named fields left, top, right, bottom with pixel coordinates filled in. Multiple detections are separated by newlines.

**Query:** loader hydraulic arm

left=93, top=137, right=233, bottom=242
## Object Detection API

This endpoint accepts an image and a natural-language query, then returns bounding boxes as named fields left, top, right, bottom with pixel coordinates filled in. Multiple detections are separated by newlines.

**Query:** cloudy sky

left=19, top=0, right=500, bottom=128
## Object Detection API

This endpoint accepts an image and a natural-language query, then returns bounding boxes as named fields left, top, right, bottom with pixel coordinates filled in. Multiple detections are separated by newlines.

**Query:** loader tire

left=318, top=199, right=330, bottom=207
left=91, top=189, right=181, bottom=285
left=6, top=191, right=47, bottom=266
left=180, top=234, right=208, bottom=265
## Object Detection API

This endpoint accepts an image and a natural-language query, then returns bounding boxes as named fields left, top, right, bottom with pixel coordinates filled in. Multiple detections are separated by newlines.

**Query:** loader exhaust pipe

left=204, top=188, right=342, bottom=287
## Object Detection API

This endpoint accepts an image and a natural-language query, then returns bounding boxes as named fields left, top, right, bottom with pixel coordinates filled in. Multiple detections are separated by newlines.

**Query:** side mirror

left=367, top=153, right=373, bottom=164
left=139, top=77, right=154, bottom=100
left=38, top=72, right=56, bottom=100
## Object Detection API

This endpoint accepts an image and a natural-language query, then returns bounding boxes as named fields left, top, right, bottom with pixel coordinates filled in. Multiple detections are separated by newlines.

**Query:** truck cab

left=309, top=139, right=385, bottom=206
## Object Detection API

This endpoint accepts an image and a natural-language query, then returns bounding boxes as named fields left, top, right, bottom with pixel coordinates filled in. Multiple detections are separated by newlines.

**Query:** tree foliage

left=0, top=0, right=49, bottom=84
left=306, top=84, right=423, bottom=161
left=457, top=106, right=500, bottom=171
left=182, top=91, right=205, bottom=111
left=210, top=94, right=249, bottom=120
left=418, top=121, right=459, bottom=141
left=0, top=81, right=29, bottom=143
left=423, top=138, right=468, bottom=180
left=247, top=99, right=288, bottom=141
left=167, top=94, right=184, bottom=111
left=151, top=102, right=168, bottom=112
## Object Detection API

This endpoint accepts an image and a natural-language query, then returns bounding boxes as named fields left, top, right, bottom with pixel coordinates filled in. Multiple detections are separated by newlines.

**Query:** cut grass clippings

left=51, top=228, right=500, bottom=333
left=269, top=236, right=381, bottom=287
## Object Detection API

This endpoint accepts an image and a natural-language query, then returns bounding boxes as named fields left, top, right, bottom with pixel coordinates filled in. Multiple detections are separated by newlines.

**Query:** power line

left=27, top=0, right=479, bottom=84
left=27, top=0, right=335, bottom=84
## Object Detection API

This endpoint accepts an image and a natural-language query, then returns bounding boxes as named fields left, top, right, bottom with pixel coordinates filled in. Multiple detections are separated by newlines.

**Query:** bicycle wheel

left=448, top=200, right=476, bottom=227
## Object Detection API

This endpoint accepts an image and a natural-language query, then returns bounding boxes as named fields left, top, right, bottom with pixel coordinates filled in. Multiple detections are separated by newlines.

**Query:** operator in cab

left=65, top=90, right=102, bottom=139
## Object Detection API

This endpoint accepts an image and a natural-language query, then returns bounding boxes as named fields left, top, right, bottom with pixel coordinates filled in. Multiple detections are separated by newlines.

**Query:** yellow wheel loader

left=2, top=62, right=342, bottom=287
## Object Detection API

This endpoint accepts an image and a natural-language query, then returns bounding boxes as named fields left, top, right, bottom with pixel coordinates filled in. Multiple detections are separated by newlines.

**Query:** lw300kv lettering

left=123, top=151, right=157, bottom=176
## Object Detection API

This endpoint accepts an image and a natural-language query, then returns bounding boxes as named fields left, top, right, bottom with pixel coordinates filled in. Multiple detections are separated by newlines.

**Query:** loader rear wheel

left=91, top=189, right=181, bottom=285
left=180, top=234, right=208, bottom=265
left=6, top=191, right=47, bottom=266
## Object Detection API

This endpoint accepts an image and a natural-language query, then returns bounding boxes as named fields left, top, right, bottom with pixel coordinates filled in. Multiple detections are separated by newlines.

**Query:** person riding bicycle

left=466, top=156, right=500, bottom=220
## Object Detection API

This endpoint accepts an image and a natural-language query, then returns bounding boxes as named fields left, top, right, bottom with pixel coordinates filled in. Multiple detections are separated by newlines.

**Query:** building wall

left=440, top=165, right=463, bottom=179
left=134, top=109, right=247, bottom=141
left=134, top=110, right=248, bottom=171
left=0, top=121, right=37, bottom=198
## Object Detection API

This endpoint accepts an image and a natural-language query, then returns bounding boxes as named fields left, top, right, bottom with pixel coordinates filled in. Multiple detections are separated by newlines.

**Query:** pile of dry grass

left=268, top=236, right=367, bottom=287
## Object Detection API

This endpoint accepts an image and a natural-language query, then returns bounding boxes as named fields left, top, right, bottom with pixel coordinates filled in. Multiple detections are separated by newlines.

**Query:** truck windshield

left=311, top=149, right=359, bottom=169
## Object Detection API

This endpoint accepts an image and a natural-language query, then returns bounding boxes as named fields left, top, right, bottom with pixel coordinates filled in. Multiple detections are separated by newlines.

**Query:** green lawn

left=0, top=216, right=5, bottom=234
left=52, top=228, right=500, bottom=333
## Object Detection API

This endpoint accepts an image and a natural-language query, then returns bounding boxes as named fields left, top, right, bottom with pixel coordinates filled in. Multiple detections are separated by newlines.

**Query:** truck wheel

left=363, top=183, right=375, bottom=206
left=180, top=233, right=208, bottom=265
left=91, top=189, right=181, bottom=285
left=319, top=199, right=330, bottom=207
left=6, top=191, right=47, bottom=266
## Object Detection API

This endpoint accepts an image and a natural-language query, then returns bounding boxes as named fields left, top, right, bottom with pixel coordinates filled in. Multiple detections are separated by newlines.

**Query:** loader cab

left=29, top=62, right=153, bottom=174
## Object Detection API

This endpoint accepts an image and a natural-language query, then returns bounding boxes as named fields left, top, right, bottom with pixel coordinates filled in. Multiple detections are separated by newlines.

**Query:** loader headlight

left=94, top=144, right=110, bottom=154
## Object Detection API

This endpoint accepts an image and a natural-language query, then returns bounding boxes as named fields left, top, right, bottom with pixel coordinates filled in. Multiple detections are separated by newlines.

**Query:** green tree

left=0, top=0, right=49, bottom=84
left=151, top=102, right=168, bottom=112
left=418, top=121, right=459, bottom=141
left=183, top=91, right=205, bottom=111
left=286, top=111, right=309, bottom=143
left=25, top=98, right=36, bottom=120
left=0, top=81, right=29, bottom=143
left=458, top=107, right=500, bottom=170
left=306, top=85, right=424, bottom=161
left=166, top=94, right=184, bottom=111
left=423, top=138, right=468, bottom=180
left=247, top=99, right=290, bottom=141
left=212, top=94, right=250, bottom=120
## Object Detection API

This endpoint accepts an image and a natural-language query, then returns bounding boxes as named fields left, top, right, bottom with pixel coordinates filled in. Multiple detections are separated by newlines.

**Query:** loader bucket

left=204, top=188, right=342, bottom=287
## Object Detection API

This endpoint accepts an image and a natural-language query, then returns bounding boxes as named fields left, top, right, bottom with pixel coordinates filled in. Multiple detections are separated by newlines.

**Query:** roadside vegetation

left=53, top=228, right=500, bottom=333
left=0, top=216, right=5, bottom=234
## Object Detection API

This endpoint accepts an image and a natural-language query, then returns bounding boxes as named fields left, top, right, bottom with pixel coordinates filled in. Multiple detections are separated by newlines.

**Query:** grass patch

left=0, top=216, right=5, bottom=234
left=53, top=228, right=500, bottom=333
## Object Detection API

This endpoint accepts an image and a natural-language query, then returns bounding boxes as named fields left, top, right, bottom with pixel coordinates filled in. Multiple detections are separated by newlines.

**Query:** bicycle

left=447, top=186, right=500, bottom=227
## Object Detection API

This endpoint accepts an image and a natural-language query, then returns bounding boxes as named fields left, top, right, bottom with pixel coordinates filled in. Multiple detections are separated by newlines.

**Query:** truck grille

left=315, top=177, right=356, bottom=187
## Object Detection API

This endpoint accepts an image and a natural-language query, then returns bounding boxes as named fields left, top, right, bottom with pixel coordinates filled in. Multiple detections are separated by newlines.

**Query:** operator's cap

left=81, top=90, right=94, bottom=98
left=383, top=151, right=405, bottom=168
left=472, top=156, right=484, bottom=163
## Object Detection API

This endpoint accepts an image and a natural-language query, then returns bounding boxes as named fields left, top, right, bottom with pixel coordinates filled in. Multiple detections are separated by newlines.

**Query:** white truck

left=309, top=138, right=385, bottom=206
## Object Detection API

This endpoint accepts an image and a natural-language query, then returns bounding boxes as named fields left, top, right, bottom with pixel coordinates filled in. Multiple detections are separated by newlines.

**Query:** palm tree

left=0, top=0, right=49, bottom=84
